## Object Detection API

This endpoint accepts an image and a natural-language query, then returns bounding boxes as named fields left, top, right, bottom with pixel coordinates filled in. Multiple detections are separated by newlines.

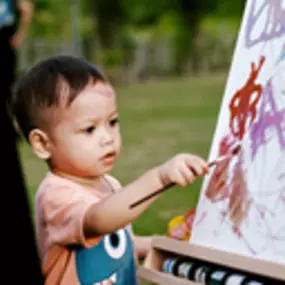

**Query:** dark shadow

left=2, top=88, right=43, bottom=283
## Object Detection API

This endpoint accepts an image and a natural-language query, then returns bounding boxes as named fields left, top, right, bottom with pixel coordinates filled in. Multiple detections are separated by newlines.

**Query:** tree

left=172, top=0, right=219, bottom=74
left=84, top=0, right=125, bottom=50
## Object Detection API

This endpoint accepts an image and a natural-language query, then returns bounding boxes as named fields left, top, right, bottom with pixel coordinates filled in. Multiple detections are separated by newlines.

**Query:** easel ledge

left=137, top=236, right=285, bottom=284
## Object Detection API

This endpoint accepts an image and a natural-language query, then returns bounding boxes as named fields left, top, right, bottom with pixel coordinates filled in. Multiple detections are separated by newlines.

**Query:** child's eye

left=110, top=117, right=119, bottom=127
left=83, top=126, right=95, bottom=134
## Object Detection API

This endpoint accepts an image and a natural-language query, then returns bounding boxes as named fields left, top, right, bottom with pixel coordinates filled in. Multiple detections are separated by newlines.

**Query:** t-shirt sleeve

left=41, top=184, right=99, bottom=247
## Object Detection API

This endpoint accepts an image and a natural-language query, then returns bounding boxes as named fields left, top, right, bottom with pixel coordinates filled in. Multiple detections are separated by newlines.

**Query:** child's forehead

left=74, top=82, right=117, bottom=110
left=62, top=82, right=117, bottom=120
left=84, top=82, right=115, bottom=98
left=42, top=82, right=117, bottom=128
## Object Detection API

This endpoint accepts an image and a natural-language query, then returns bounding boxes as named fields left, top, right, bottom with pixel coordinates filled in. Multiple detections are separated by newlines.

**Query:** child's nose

left=100, top=128, right=114, bottom=146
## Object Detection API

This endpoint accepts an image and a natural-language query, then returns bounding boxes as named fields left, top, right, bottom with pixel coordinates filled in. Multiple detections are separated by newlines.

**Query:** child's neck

left=52, top=170, right=108, bottom=193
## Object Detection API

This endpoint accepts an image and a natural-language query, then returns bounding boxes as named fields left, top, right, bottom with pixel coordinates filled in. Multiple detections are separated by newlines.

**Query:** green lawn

left=18, top=73, right=227, bottom=236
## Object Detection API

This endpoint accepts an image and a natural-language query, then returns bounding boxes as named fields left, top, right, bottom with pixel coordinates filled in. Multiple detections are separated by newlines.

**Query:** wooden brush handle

left=129, top=182, right=176, bottom=209
left=129, top=150, right=238, bottom=209
left=129, top=160, right=218, bottom=209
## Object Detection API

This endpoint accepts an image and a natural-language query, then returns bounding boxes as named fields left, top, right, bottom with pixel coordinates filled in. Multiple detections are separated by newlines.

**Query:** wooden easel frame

left=137, top=236, right=285, bottom=284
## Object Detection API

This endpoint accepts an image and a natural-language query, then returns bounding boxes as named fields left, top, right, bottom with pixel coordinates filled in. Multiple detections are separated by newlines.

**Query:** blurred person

left=1, top=1, right=42, bottom=283
left=2, top=91, right=44, bottom=282
left=12, top=55, right=209, bottom=284
left=0, top=0, right=33, bottom=117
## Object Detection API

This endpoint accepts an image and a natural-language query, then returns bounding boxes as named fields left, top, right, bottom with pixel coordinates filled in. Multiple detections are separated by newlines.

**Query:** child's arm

left=84, top=153, right=208, bottom=237
left=10, top=0, right=34, bottom=48
left=107, top=176, right=155, bottom=259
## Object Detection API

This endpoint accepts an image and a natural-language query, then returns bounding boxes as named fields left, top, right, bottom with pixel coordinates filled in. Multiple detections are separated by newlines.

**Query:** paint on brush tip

left=208, top=144, right=241, bottom=167
left=232, top=145, right=241, bottom=155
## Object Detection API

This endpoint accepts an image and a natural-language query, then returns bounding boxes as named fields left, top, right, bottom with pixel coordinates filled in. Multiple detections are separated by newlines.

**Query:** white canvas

left=190, top=0, right=285, bottom=265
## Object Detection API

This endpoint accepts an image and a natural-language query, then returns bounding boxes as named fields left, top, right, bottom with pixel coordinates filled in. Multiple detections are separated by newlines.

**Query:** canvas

left=191, top=0, right=285, bottom=266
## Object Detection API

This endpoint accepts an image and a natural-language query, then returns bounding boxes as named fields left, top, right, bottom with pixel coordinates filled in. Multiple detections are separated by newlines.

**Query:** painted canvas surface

left=190, top=0, right=285, bottom=265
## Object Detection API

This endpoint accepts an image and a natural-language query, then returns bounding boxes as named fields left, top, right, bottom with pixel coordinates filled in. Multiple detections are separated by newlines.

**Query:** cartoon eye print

left=75, top=228, right=136, bottom=284
left=104, top=229, right=127, bottom=259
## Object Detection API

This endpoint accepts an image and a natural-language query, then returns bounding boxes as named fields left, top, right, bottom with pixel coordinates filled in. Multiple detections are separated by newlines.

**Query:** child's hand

left=158, top=154, right=209, bottom=187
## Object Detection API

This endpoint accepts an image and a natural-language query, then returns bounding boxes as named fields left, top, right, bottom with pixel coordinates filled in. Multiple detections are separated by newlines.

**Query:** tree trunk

left=174, top=12, right=201, bottom=75
left=89, top=0, right=123, bottom=50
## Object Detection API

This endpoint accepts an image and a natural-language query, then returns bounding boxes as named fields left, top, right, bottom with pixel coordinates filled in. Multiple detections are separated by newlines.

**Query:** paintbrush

left=208, top=144, right=241, bottom=167
left=129, top=145, right=241, bottom=209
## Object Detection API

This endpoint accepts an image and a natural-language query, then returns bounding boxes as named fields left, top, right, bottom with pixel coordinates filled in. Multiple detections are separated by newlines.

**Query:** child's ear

left=29, top=129, right=51, bottom=160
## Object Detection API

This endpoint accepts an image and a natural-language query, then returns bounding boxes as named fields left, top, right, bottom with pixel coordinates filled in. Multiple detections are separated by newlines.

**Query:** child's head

left=12, top=55, right=122, bottom=178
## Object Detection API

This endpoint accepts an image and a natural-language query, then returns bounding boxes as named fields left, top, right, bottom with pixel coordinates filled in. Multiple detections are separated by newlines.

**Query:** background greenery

left=20, top=0, right=246, bottom=83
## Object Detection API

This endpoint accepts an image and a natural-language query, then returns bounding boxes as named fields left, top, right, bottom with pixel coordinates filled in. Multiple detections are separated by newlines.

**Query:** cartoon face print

left=75, top=228, right=137, bottom=285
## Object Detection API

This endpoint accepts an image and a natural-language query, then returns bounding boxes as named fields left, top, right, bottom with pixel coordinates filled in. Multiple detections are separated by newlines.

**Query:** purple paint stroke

left=250, top=79, right=285, bottom=159
left=245, top=0, right=285, bottom=48
left=276, top=43, right=285, bottom=63
left=278, top=172, right=285, bottom=180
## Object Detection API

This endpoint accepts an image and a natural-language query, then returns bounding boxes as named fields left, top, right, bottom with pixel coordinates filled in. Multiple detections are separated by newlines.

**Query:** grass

left=18, top=73, right=227, bottom=237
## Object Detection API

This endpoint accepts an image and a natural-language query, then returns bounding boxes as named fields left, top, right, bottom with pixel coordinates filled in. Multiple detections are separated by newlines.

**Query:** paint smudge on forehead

left=93, top=83, right=115, bottom=98
left=96, top=89, right=114, bottom=98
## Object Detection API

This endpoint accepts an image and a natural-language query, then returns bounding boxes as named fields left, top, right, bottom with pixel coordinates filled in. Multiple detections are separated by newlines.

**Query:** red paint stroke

left=194, top=211, right=207, bottom=227
left=185, top=209, right=196, bottom=229
left=228, top=159, right=252, bottom=232
left=205, top=137, right=251, bottom=234
left=205, top=135, right=234, bottom=201
left=229, top=56, right=265, bottom=140
left=203, top=134, right=285, bottom=254
left=205, top=158, right=231, bottom=202
left=219, top=134, right=236, bottom=156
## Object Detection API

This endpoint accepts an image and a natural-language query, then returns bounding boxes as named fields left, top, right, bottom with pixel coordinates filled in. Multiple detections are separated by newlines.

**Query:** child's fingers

left=186, top=156, right=208, bottom=177
left=172, top=168, right=190, bottom=187
left=179, top=164, right=196, bottom=185
left=195, top=156, right=209, bottom=174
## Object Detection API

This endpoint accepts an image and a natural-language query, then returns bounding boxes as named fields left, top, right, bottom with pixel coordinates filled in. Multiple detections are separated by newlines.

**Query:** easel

left=138, top=0, right=285, bottom=282
left=138, top=0, right=285, bottom=280
left=137, top=236, right=285, bottom=284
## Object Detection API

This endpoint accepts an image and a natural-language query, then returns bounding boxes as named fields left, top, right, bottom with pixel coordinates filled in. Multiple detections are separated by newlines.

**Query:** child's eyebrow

left=76, top=110, right=118, bottom=125
left=109, top=110, right=118, bottom=117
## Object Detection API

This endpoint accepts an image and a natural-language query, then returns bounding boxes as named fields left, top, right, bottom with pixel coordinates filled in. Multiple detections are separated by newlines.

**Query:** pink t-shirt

left=35, top=172, right=130, bottom=285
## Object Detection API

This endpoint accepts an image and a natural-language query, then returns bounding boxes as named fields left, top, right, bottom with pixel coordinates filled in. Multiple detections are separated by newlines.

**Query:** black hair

left=11, top=55, right=108, bottom=140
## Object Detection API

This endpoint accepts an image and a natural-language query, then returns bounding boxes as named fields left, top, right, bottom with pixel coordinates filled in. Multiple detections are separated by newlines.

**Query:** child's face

left=48, top=81, right=121, bottom=178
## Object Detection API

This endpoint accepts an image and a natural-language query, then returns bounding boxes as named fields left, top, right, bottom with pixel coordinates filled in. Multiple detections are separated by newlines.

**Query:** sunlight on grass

left=18, top=73, right=227, bottom=236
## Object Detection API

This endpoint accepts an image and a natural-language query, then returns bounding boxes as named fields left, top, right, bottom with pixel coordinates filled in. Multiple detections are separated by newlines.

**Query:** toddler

left=12, top=55, right=209, bottom=285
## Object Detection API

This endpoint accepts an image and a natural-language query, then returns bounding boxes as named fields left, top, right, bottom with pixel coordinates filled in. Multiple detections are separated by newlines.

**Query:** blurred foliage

left=122, top=0, right=173, bottom=26
left=24, top=0, right=246, bottom=79
left=97, top=49, right=126, bottom=68
left=30, top=0, right=246, bottom=42
left=31, top=0, right=71, bottom=39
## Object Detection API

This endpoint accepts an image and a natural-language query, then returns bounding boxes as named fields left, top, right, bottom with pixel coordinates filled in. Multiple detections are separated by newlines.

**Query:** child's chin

left=103, top=164, right=115, bottom=173
left=94, top=165, right=115, bottom=176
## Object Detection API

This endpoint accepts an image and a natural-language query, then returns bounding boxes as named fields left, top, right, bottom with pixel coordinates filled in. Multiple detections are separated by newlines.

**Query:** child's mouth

left=100, top=151, right=116, bottom=165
